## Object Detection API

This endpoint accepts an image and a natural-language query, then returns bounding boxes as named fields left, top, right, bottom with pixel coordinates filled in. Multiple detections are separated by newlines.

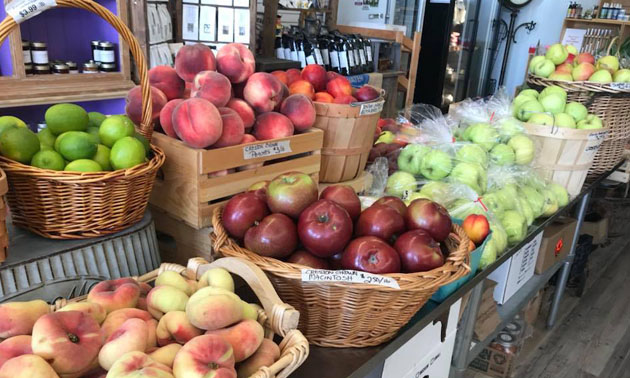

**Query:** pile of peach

left=0, top=268, right=280, bottom=378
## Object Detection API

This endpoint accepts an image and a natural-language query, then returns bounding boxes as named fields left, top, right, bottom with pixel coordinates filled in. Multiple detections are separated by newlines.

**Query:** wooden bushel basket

left=313, top=97, right=385, bottom=183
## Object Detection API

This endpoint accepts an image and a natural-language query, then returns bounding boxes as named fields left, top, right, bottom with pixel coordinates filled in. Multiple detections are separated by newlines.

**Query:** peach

left=327, top=76, right=353, bottom=98
left=146, top=319, right=158, bottom=349
left=197, top=268, right=235, bottom=291
left=0, top=336, right=32, bottom=368
left=87, top=278, right=141, bottom=314
left=149, top=65, right=186, bottom=100
left=101, top=308, right=153, bottom=340
left=280, top=94, right=315, bottom=132
left=241, top=302, right=259, bottom=321
left=216, top=43, right=256, bottom=84
left=160, top=99, right=184, bottom=138
left=326, top=71, right=342, bottom=82
left=175, top=43, right=217, bottom=82
left=241, top=134, right=256, bottom=144
left=355, top=85, right=380, bottom=102
left=243, top=72, right=285, bottom=113
left=146, top=286, right=189, bottom=320
left=226, top=99, right=255, bottom=130
left=192, top=71, right=232, bottom=108
left=333, top=95, right=358, bottom=104
left=139, top=282, right=152, bottom=296
left=288, top=80, right=315, bottom=99
left=0, top=354, right=59, bottom=378
left=213, top=108, right=245, bottom=148
left=253, top=112, right=294, bottom=140
left=155, top=271, right=197, bottom=296
left=185, top=287, right=243, bottom=331
left=147, top=344, right=181, bottom=368
left=156, top=311, right=202, bottom=346
left=172, top=98, right=223, bottom=149
left=0, top=300, right=50, bottom=338
left=314, top=92, right=334, bottom=103
left=204, top=320, right=263, bottom=362
left=98, top=318, right=148, bottom=370
left=125, top=85, right=168, bottom=126
left=286, top=68, right=302, bottom=85
left=271, top=70, right=288, bottom=86
left=107, top=351, right=174, bottom=378
left=31, top=311, right=103, bottom=376
left=301, top=64, right=327, bottom=91
left=172, top=335, right=235, bottom=378
left=184, top=82, right=192, bottom=99
left=58, top=302, right=107, bottom=325
left=236, top=339, right=280, bottom=378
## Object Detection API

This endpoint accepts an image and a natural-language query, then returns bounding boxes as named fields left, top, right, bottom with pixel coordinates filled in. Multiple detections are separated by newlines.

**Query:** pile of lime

left=0, top=103, right=150, bottom=172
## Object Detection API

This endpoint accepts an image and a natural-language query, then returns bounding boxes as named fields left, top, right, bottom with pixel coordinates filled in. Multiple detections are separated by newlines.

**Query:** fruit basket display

left=0, top=0, right=165, bottom=239
left=0, top=168, right=7, bottom=263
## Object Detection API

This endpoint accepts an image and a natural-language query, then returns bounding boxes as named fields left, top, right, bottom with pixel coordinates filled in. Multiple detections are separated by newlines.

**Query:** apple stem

left=318, top=214, right=329, bottom=223
left=67, top=333, right=79, bottom=343
left=209, top=362, right=219, bottom=370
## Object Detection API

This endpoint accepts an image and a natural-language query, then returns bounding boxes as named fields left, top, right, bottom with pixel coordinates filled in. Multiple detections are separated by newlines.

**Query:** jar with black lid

left=98, top=41, right=115, bottom=64
left=53, top=64, right=70, bottom=74
left=66, top=61, right=79, bottom=74
left=34, top=64, right=51, bottom=75
left=91, top=40, right=101, bottom=63
left=31, top=42, right=48, bottom=65
left=83, top=61, right=99, bottom=73
left=99, top=62, right=117, bottom=72
left=25, top=63, right=33, bottom=75
left=22, top=40, right=32, bottom=64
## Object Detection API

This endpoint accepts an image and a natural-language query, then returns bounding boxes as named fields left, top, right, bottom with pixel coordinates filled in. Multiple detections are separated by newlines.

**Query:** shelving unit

left=561, top=0, right=630, bottom=53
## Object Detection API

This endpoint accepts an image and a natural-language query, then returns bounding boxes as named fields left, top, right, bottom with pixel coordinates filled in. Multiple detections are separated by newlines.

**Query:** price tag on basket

left=301, top=269, right=401, bottom=289
left=242, top=140, right=291, bottom=160
left=359, top=100, right=384, bottom=116
left=5, top=0, right=56, bottom=23
left=610, top=82, right=630, bottom=91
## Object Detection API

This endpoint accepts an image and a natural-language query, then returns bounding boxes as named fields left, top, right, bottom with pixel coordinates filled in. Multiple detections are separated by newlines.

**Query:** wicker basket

left=211, top=206, right=471, bottom=347
left=0, top=0, right=165, bottom=239
left=0, top=169, right=7, bottom=263
left=51, top=256, right=310, bottom=378
left=527, top=74, right=630, bottom=174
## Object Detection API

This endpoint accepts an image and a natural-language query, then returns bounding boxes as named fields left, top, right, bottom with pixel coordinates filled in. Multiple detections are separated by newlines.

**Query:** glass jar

left=91, top=40, right=101, bottom=63
left=24, top=63, right=33, bottom=75
left=83, top=62, right=99, bottom=73
left=53, top=64, right=70, bottom=74
left=66, top=61, right=79, bottom=74
left=22, top=40, right=32, bottom=64
left=99, top=41, right=115, bottom=64
left=504, top=322, right=522, bottom=338
left=31, top=42, right=49, bottom=65
left=99, top=62, right=117, bottom=73
left=34, top=64, right=51, bottom=75
left=490, top=332, right=518, bottom=355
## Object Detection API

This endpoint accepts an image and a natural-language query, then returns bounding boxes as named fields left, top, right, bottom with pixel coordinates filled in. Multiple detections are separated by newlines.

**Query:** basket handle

left=187, top=257, right=300, bottom=337
left=0, top=0, right=153, bottom=139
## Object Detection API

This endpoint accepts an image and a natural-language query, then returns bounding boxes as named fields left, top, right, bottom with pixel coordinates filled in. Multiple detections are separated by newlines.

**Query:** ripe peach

left=101, top=308, right=153, bottom=340
left=87, top=278, right=141, bottom=314
left=172, top=335, right=235, bottom=378
left=107, top=351, right=174, bottom=378
left=192, top=71, right=232, bottom=108
left=286, top=68, right=302, bottom=85
left=326, top=71, right=341, bottom=82
left=160, top=99, right=184, bottom=138
left=289, top=80, right=315, bottom=99
left=57, top=302, right=107, bottom=325
left=226, top=98, right=255, bottom=130
left=314, top=92, right=334, bottom=103
left=0, top=300, right=50, bottom=339
left=149, top=65, right=186, bottom=100
left=333, top=95, right=357, bottom=104
left=197, top=268, right=235, bottom=291
left=280, top=94, right=316, bottom=132
left=204, top=320, right=263, bottom=362
left=301, top=64, right=328, bottom=91
left=236, top=339, right=280, bottom=378
left=156, top=311, right=202, bottom=346
left=31, top=311, right=103, bottom=376
left=172, top=98, right=223, bottom=149
left=147, top=344, right=181, bottom=368
left=243, top=72, right=286, bottom=113
left=98, top=318, right=148, bottom=370
left=175, top=43, right=217, bottom=82
left=155, top=271, right=197, bottom=296
left=214, top=108, right=245, bottom=148
left=147, top=319, right=158, bottom=349
left=327, top=76, right=353, bottom=98
left=271, top=70, right=288, bottom=86
left=185, top=287, right=243, bottom=331
left=125, top=85, right=168, bottom=126
left=241, top=134, right=256, bottom=144
left=184, top=82, right=192, bottom=99
left=355, top=85, right=380, bottom=102
left=0, top=354, right=59, bottom=378
left=252, top=112, right=294, bottom=141
left=0, top=336, right=32, bottom=368
left=216, top=43, right=256, bottom=84
left=146, top=286, right=189, bottom=320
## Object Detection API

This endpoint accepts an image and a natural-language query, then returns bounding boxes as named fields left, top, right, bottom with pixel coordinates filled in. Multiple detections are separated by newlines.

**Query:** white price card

left=6, top=0, right=56, bottom=23
left=301, top=269, right=400, bottom=289
left=359, top=100, right=384, bottom=116
left=242, top=140, right=291, bottom=160
left=610, top=82, right=630, bottom=91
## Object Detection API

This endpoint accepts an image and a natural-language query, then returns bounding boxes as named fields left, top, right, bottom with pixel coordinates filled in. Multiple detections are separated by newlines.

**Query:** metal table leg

left=450, top=281, right=485, bottom=378
left=546, top=191, right=591, bottom=328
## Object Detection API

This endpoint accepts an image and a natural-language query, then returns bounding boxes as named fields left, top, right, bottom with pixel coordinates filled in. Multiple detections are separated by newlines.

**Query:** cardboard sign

left=243, top=140, right=291, bottom=160
left=359, top=100, right=384, bottom=116
left=301, top=269, right=400, bottom=289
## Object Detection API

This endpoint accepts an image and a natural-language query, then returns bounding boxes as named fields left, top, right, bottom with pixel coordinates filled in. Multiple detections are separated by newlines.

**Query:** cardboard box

left=523, top=289, right=543, bottom=325
left=474, top=280, right=500, bottom=341
left=398, top=331, right=457, bottom=378
left=469, top=344, right=515, bottom=378
left=581, top=216, right=608, bottom=245
left=535, top=218, right=578, bottom=274
left=488, top=233, right=543, bottom=305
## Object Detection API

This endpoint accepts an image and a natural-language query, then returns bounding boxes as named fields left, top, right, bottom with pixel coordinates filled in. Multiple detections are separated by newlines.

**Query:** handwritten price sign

left=6, top=0, right=56, bottom=23
left=242, top=140, right=291, bottom=160
left=301, top=269, right=400, bottom=289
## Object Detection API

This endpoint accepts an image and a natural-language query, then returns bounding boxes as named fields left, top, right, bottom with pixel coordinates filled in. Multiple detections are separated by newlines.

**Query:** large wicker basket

left=527, top=74, right=630, bottom=174
left=211, top=206, right=471, bottom=347
left=52, top=257, right=310, bottom=378
left=0, top=0, right=165, bottom=239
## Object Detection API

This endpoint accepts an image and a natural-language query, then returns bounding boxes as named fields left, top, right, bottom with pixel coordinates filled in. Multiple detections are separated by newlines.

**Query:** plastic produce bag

left=396, top=104, right=456, bottom=146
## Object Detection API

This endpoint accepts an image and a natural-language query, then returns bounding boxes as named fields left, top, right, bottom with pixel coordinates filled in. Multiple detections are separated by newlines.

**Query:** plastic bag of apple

left=0, top=257, right=309, bottom=378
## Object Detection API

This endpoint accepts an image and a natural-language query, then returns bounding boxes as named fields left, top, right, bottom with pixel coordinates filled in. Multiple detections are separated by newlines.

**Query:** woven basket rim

left=527, top=74, right=630, bottom=94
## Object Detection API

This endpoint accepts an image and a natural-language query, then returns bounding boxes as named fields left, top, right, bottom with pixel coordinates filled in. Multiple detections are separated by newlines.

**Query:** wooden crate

left=150, top=128, right=323, bottom=229
left=151, top=207, right=213, bottom=265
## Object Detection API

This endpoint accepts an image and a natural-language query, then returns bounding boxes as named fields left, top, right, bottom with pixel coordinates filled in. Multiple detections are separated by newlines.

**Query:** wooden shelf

left=565, top=17, right=629, bottom=26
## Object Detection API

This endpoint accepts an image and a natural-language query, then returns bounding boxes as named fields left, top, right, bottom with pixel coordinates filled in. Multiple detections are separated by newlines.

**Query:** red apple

left=576, top=52, right=595, bottom=65
left=319, top=185, right=361, bottom=221
left=355, top=85, right=380, bottom=102
left=244, top=213, right=298, bottom=258
left=247, top=180, right=269, bottom=200
left=287, top=250, right=331, bottom=269
left=355, top=204, right=405, bottom=243
left=393, top=229, right=444, bottom=272
left=405, top=199, right=452, bottom=242
left=462, top=214, right=490, bottom=245
left=297, top=199, right=354, bottom=258
left=267, top=172, right=318, bottom=219
left=374, top=196, right=407, bottom=217
left=329, top=252, right=344, bottom=270
left=301, top=64, right=328, bottom=92
left=341, top=236, right=401, bottom=274
left=222, top=192, right=270, bottom=240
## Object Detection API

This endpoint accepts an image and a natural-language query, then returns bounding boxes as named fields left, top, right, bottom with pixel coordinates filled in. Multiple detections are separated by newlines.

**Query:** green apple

left=497, top=118, right=524, bottom=142
left=489, top=143, right=516, bottom=165
left=494, top=186, right=517, bottom=211
left=420, top=149, right=452, bottom=180
left=577, top=114, right=603, bottom=129
left=480, top=192, right=505, bottom=217
left=540, top=85, right=567, bottom=101
left=385, top=171, right=417, bottom=197
left=554, top=113, right=577, bottom=128
left=404, top=191, right=432, bottom=206
left=467, top=123, right=499, bottom=151
left=519, top=186, right=545, bottom=217
left=463, top=123, right=491, bottom=142
left=596, top=55, right=620, bottom=74
left=528, top=55, right=547, bottom=73
left=397, top=144, right=429, bottom=175
left=500, top=210, right=528, bottom=245
left=546, top=43, right=569, bottom=65
left=456, top=143, right=488, bottom=166
left=490, top=221, right=508, bottom=253
left=447, top=198, right=480, bottom=219
left=479, top=240, right=497, bottom=270
left=419, top=180, right=449, bottom=200
left=449, top=162, right=487, bottom=194
left=529, top=112, right=554, bottom=126
left=516, top=100, right=544, bottom=122
left=564, top=102, right=588, bottom=122
left=533, top=59, right=556, bottom=78
left=519, top=89, right=540, bottom=98
left=613, top=68, right=630, bottom=82
left=565, top=44, right=578, bottom=55
left=507, top=134, right=535, bottom=165
left=541, top=188, right=559, bottom=217
left=513, top=94, right=538, bottom=113
left=375, top=131, right=395, bottom=144
left=589, top=69, right=613, bottom=83
left=519, top=197, right=535, bottom=226
left=549, top=182, right=569, bottom=207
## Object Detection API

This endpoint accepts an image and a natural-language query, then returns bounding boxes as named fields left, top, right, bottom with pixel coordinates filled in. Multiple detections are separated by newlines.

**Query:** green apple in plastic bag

left=519, top=185, right=545, bottom=218
left=480, top=192, right=505, bottom=217
left=490, top=220, right=508, bottom=253
left=404, top=191, right=431, bottom=206
left=456, top=144, right=488, bottom=166
left=497, top=118, right=524, bottom=143
left=500, top=210, right=528, bottom=245
left=541, top=187, right=559, bottom=217
left=449, top=162, right=487, bottom=194
left=447, top=199, right=479, bottom=219
left=519, top=197, right=535, bottom=226
left=549, top=182, right=569, bottom=207
left=507, top=134, right=535, bottom=165
left=494, top=186, right=518, bottom=211
left=479, top=238, right=498, bottom=270
left=489, top=143, right=516, bottom=165
left=467, top=123, right=500, bottom=151
left=386, top=171, right=416, bottom=197
left=397, top=144, right=430, bottom=175
left=419, top=181, right=450, bottom=201
left=420, top=149, right=453, bottom=180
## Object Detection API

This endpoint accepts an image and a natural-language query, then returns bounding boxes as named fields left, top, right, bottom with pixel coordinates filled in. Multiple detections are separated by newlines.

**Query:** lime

left=54, top=132, right=69, bottom=153
left=45, top=103, right=89, bottom=135
left=92, top=144, right=112, bottom=171
left=99, top=115, right=135, bottom=147
left=40, top=144, right=52, bottom=151
left=31, top=150, right=65, bottom=171
left=0, top=124, right=17, bottom=137
left=0, top=116, right=26, bottom=132
left=87, top=126, right=101, bottom=144
left=110, top=137, right=146, bottom=170
left=58, top=131, right=97, bottom=161
left=37, top=127, right=56, bottom=148
left=64, top=159, right=102, bottom=172
left=133, top=132, right=150, bottom=153
left=0, top=127, right=40, bottom=164
left=88, top=112, right=107, bottom=128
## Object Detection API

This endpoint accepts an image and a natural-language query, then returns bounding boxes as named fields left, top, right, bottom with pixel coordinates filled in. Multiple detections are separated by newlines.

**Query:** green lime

left=92, top=144, right=112, bottom=171
left=110, top=136, right=146, bottom=170
left=37, top=127, right=56, bottom=148
left=99, top=115, right=135, bottom=147
left=0, top=127, right=40, bottom=164
left=133, top=132, right=150, bottom=153
left=58, top=131, right=97, bottom=161
left=45, top=103, right=89, bottom=135
left=54, top=132, right=69, bottom=153
left=87, top=126, right=101, bottom=144
left=64, top=159, right=102, bottom=172
left=0, top=116, right=26, bottom=131
left=31, top=150, right=65, bottom=171
left=40, top=144, right=52, bottom=151
left=88, top=112, right=107, bottom=128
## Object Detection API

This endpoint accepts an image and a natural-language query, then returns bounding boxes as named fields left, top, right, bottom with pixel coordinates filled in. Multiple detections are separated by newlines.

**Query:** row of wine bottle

left=275, top=31, right=374, bottom=75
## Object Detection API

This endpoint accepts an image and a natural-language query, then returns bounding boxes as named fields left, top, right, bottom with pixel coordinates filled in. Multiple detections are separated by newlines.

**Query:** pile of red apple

left=0, top=267, right=280, bottom=377
left=222, top=171, right=455, bottom=274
